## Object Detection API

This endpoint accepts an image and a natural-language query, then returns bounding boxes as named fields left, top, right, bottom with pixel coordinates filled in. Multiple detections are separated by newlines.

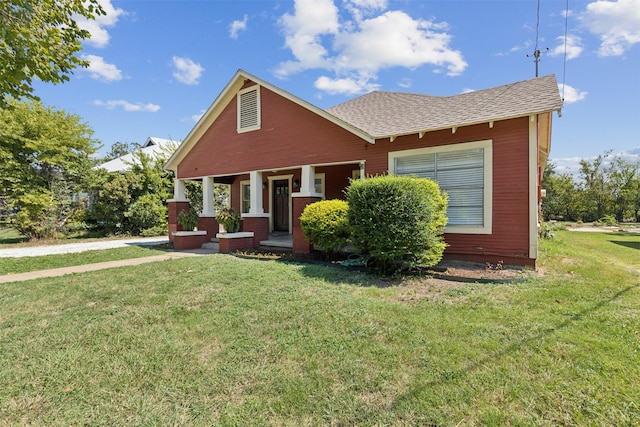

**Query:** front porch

left=168, top=161, right=364, bottom=253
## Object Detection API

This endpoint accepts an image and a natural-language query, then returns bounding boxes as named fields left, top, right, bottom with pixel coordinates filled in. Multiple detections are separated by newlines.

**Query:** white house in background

left=98, top=137, right=177, bottom=173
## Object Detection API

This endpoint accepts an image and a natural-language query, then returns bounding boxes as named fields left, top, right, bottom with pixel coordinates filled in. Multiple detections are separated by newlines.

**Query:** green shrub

left=141, top=225, right=168, bottom=237
left=594, top=215, right=618, bottom=226
left=13, top=190, right=58, bottom=239
left=126, top=194, right=167, bottom=235
left=300, top=199, right=350, bottom=256
left=346, top=175, right=448, bottom=273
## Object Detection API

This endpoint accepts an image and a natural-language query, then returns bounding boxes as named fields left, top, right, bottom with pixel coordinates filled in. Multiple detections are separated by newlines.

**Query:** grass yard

left=0, top=227, right=27, bottom=245
left=0, top=230, right=638, bottom=425
left=0, top=246, right=171, bottom=276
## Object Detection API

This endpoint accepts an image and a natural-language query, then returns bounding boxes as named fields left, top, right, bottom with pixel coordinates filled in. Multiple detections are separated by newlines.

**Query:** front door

left=273, top=180, right=289, bottom=232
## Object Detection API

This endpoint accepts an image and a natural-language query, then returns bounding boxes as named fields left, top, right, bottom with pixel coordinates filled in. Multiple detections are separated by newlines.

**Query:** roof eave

left=372, top=107, right=562, bottom=142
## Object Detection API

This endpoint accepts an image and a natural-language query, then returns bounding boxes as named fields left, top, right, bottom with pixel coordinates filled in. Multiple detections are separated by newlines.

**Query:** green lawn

left=0, top=245, right=170, bottom=276
left=0, top=227, right=27, bottom=245
left=0, top=230, right=638, bottom=425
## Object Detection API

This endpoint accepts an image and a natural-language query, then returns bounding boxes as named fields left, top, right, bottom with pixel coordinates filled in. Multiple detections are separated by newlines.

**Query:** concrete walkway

left=0, top=237, right=219, bottom=283
left=0, top=236, right=171, bottom=258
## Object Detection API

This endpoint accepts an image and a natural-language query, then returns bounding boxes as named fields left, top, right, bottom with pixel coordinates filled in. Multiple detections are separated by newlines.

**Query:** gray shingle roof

left=325, top=74, right=563, bottom=139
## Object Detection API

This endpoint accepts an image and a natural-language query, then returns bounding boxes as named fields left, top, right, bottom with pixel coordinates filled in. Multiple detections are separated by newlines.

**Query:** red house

left=165, top=69, right=562, bottom=267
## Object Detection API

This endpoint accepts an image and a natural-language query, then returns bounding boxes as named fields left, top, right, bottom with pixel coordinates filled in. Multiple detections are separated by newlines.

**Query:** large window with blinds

left=237, top=86, right=260, bottom=132
left=389, top=140, right=493, bottom=234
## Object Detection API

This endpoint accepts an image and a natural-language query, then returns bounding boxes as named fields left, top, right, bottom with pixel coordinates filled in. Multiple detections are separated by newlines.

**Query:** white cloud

left=277, top=0, right=340, bottom=76
left=76, top=0, right=126, bottom=48
left=461, top=88, right=475, bottom=94
left=397, top=77, right=412, bottom=89
left=81, top=54, right=122, bottom=81
left=172, top=56, right=204, bottom=85
left=230, top=14, right=248, bottom=39
left=190, top=109, right=206, bottom=122
left=93, top=99, right=160, bottom=112
left=315, top=75, right=380, bottom=95
left=276, top=0, right=467, bottom=95
left=548, top=156, right=584, bottom=176
left=550, top=35, right=584, bottom=60
left=581, top=0, right=640, bottom=56
left=559, top=83, right=588, bottom=103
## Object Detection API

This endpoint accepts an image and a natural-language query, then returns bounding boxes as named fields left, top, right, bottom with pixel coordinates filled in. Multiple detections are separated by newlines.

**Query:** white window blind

left=395, top=148, right=484, bottom=226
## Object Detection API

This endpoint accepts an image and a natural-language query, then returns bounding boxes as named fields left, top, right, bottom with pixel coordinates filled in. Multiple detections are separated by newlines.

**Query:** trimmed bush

left=126, top=194, right=167, bottom=235
left=300, top=199, right=350, bottom=256
left=346, top=175, right=448, bottom=273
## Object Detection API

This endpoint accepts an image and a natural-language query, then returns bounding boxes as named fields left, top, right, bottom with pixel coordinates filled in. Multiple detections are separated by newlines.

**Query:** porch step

left=201, top=242, right=219, bottom=250
left=259, top=239, right=293, bottom=249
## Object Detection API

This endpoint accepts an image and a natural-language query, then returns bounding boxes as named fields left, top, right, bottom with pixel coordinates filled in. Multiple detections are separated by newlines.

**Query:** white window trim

left=237, top=85, right=261, bottom=133
left=240, top=180, right=251, bottom=214
left=388, top=140, right=493, bottom=235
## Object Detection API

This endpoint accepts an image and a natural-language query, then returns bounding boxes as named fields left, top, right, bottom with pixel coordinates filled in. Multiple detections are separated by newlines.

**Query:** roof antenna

left=527, top=0, right=549, bottom=77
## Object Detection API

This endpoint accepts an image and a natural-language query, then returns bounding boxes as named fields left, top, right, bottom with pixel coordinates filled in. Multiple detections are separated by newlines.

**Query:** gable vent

left=238, top=86, right=260, bottom=132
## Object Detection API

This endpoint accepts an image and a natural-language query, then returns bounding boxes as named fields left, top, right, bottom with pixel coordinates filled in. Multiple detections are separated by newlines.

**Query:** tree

left=87, top=141, right=177, bottom=235
left=541, top=162, right=581, bottom=221
left=607, top=155, right=640, bottom=222
left=579, top=151, right=613, bottom=222
left=102, top=141, right=143, bottom=162
left=0, top=0, right=104, bottom=106
left=0, top=99, right=99, bottom=238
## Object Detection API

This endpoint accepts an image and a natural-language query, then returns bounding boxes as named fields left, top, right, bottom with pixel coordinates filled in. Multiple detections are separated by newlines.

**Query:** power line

left=561, top=0, right=569, bottom=102
left=528, top=0, right=549, bottom=77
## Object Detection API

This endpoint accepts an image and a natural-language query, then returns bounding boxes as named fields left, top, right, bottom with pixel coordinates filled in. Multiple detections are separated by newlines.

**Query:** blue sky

left=33, top=0, right=640, bottom=173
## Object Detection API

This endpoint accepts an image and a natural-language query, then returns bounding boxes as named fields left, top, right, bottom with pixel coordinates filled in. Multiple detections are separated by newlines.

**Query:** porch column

left=296, top=165, right=323, bottom=197
left=198, top=176, right=219, bottom=240
left=167, top=178, right=190, bottom=242
left=292, top=194, right=322, bottom=253
left=244, top=170, right=269, bottom=248
left=249, top=170, right=264, bottom=214
left=173, top=178, right=187, bottom=201
left=300, top=165, right=315, bottom=194
left=359, top=161, right=365, bottom=180
left=201, top=176, right=216, bottom=216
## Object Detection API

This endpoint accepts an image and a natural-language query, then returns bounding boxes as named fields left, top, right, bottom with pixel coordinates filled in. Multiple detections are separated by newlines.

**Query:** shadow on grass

left=391, top=282, right=639, bottom=409
left=0, top=236, right=28, bottom=245
left=273, top=257, right=415, bottom=289
left=609, top=240, right=640, bottom=251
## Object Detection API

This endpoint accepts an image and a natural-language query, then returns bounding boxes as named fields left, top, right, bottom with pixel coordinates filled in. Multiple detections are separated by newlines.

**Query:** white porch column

left=300, top=165, right=315, bottom=194
left=249, top=170, right=264, bottom=214
left=173, top=178, right=187, bottom=201
left=202, top=176, right=216, bottom=216
left=359, top=161, right=365, bottom=180
left=294, top=165, right=323, bottom=198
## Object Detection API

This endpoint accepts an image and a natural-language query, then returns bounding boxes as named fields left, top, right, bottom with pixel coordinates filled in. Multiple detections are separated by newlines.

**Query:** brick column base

left=167, top=200, right=190, bottom=242
left=217, top=232, right=256, bottom=253
left=242, top=215, right=270, bottom=248
left=198, top=215, right=219, bottom=241
left=292, top=196, right=321, bottom=253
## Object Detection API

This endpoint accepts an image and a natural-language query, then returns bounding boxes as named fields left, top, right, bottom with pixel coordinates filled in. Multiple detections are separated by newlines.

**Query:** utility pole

left=528, top=47, right=548, bottom=77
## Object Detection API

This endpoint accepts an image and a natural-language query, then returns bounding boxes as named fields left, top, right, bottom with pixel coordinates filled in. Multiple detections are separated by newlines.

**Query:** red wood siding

left=178, top=85, right=533, bottom=264
left=178, top=86, right=367, bottom=178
